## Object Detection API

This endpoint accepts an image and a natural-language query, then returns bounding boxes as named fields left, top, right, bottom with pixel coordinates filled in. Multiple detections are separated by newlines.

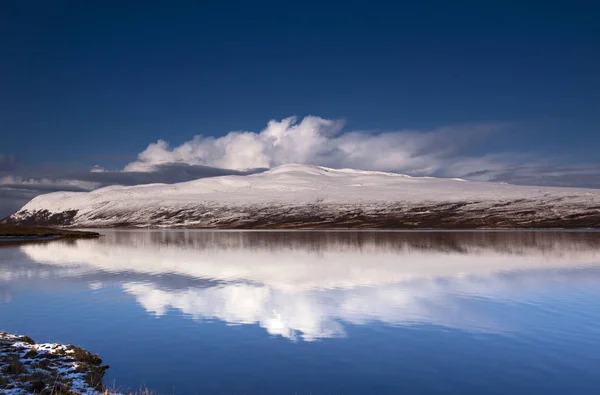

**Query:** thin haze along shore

left=3, top=164, right=600, bottom=229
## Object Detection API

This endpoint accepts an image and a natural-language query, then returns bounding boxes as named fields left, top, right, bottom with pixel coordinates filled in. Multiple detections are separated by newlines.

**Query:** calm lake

left=2, top=230, right=600, bottom=394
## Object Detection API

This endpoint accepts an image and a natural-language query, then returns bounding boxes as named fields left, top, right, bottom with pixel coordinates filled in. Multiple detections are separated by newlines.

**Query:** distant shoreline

left=0, top=224, right=100, bottom=242
left=3, top=224, right=600, bottom=237
left=57, top=227, right=600, bottom=232
left=29, top=225, right=600, bottom=231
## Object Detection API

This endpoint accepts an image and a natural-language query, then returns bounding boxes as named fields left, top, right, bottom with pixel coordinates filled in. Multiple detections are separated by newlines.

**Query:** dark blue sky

left=1, top=1, right=599, bottom=168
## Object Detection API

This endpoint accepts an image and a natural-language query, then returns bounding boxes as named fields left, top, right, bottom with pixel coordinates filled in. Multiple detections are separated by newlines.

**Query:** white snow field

left=5, top=164, right=600, bottom=228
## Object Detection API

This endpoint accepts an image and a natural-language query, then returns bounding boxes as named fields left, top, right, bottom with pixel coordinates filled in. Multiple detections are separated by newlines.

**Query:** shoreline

left=0, top=225, right=100, bottom=245
left=0, top=332, right=108, bottom=394
left=32, top=226, right=600, bottom=232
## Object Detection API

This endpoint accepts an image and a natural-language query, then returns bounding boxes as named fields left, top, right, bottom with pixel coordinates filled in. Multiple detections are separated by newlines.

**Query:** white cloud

left=123, top=116, right=504, bottom=176
left=90, top=165, right=106, bottom=173
left=0, top=175, right=98, bottom=191
left=124, top=273, right=562, bottom=340
left=3, top=117, right=600, bottom=219
left=122, top=116, right=600, bottom=187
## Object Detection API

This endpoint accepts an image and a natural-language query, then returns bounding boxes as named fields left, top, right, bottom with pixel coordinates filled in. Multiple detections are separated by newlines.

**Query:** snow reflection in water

left=5, top=230, right=600, bottom=340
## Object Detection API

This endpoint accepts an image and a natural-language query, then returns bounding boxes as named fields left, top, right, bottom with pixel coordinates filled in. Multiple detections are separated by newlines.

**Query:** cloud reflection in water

left=8, top=231, right=600, bottom=340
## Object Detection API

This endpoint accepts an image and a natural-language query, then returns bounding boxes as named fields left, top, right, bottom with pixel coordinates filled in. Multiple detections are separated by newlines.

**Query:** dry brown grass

left=0, top=224, right=100, bottom=238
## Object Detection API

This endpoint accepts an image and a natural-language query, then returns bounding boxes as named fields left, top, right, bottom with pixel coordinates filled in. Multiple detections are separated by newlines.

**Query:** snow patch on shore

left=0, top=332, right=108, bottom=395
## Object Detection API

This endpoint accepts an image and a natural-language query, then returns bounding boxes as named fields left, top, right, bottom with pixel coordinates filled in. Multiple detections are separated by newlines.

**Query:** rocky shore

left=0, top=332, right=108, bottom=395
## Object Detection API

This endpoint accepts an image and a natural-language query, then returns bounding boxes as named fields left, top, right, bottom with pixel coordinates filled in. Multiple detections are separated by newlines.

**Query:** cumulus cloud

left=123, top=115, right=600, bottom=187
left=124, top=116, right=501, bottom=175
left=2, top=115, right=600, bottom=218
left=121, top=281, right=476, bottom=340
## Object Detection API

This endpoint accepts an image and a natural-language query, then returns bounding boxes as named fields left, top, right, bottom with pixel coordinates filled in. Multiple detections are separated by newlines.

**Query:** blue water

left=1, top=230, right=600, bottom=394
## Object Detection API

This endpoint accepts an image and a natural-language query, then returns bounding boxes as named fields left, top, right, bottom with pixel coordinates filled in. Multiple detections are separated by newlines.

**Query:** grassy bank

left=0, top=224, right=99, bottom=239
left=0, top=332, right=108, bottom=394
left=1, top=332, right=163, bottom=394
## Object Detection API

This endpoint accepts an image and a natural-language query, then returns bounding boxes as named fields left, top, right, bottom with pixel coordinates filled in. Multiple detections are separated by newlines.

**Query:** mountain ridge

left=3, top=164, right=600, bottom=229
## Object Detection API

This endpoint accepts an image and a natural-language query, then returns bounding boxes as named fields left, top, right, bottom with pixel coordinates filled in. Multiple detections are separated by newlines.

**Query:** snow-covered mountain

left=3, top=164, right=600, bottom=228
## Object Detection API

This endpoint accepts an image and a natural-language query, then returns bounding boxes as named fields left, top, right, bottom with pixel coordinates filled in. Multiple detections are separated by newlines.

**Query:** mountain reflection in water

left=4, top=230, right=600, bottom=341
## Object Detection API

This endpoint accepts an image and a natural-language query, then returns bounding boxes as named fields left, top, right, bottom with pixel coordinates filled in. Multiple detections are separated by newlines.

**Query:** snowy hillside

left=4, top=164, right=600, bottom=228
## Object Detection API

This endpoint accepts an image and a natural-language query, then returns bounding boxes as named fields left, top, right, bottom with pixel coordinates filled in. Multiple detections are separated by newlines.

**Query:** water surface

left=1, top=230, right=600, bottom=394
